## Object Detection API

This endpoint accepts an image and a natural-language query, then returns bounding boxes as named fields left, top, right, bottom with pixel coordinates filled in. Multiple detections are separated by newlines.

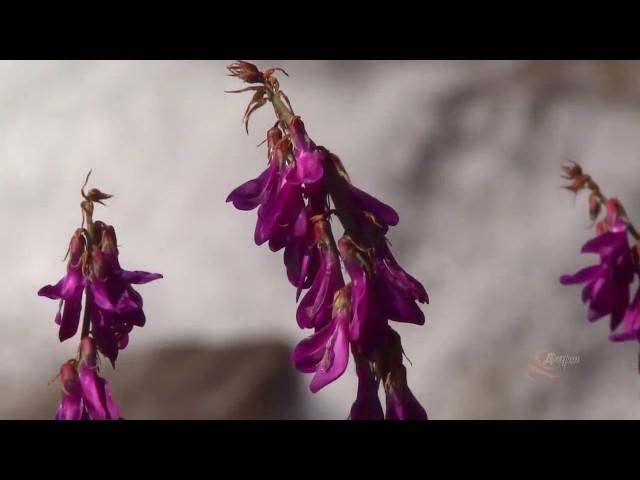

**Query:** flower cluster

left=560, top=162, right=640, bottom=367
left=56, top=338, right=120, bottom=420
left=39, top=176, right=162, bottom=419
left=226, top=61, right=428, bottom=419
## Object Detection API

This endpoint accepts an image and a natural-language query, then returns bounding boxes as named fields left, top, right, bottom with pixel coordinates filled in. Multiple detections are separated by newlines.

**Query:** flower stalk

left=227, top=61, right=429, bottom=419
left=560, top=162, right=640, bottom=371
left=38, top=172, right=163, bottom=419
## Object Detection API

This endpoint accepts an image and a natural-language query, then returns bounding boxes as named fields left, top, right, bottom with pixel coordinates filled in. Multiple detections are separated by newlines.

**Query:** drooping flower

left=384, top=365, right=428, bottom=420
left=39, top=223, right=162, bottom=366
left=38, top=230, right=87, bottom=342
left=372, top=239, right=428, bottom=326
left=55, top=360, right=87, bottom=420
left=296, top=220, right=344, bottom=329
left=55, top=338, right=120, bottom=421
left=286, top=116, right=325, bottom=187
left=87, top=226, right=162, bottom=365
left=226, top=126, right=284, bottom=211
left=293, top=285, right=351, bottom=392
left=77, top=337, right=120, bottom=420
left=560, top=212, right=635, bottom=329
left=610, top=287, right=640, bottom=342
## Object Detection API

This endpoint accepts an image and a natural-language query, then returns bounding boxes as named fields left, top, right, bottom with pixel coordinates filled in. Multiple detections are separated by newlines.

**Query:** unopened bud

left=85, top=188, right=113, bottom=205
left=69, top=230, right=86, bottom=265
left=100, top=225, right=118, bottom=256
left=606, top=198, right=621, bottom=218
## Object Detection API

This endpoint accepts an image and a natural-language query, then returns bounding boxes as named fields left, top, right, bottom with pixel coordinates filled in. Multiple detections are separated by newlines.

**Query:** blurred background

left=1, top=60, right=639, bottom=419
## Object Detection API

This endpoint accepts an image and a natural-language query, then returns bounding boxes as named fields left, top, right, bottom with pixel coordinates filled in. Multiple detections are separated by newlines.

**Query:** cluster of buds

left=226, top=61, right=428, bottom=419
left=38, top=173, right=162, bottom=419
left=560, top=162, right=640, bottom=369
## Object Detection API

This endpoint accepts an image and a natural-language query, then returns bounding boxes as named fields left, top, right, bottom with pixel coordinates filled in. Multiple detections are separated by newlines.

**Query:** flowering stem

left=588, top=178, right=640, bottom=241
left=267, top=88, right=372, bottom=253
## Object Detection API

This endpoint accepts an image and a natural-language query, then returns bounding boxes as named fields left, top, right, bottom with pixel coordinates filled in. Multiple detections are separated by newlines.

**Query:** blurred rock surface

left=7, top=341, right=304, bottom=420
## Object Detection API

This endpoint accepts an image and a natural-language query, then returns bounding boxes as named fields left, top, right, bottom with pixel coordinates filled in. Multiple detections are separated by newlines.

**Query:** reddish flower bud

left=100, top=225, right=118, bottom=256
left=69, top=230, right=86, bottom=266
left=607, top=198, right=621, bottom=218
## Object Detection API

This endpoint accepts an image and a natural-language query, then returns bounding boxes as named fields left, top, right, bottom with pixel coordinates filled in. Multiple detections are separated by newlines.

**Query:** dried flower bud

left=563, top=174, right=591, bottom=194
left=85, top=188, right=113, bottom=205
left=561, top=161, right=583, bottom=179
left=227, top=60, right=264, bottom=84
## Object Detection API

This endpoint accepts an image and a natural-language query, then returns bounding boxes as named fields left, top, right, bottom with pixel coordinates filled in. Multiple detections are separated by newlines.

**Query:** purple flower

left=293, top=286, right=351, bottom=392
left=39, top=225, right=162, bottom=366
left=55, top=338, right=120, bottom=421
left=38, top=231, right=86, bottom=342
left=384, top=365, right=428, bottom=421
left=296, top=221, right=345, bottom=329
left=373, top=240, right=428, bottom=326
left=560, top=217, right=635, bottom=329
left=284, top=227, right=318, bottom=298
left=254, top=169, right=306, bottom=252
left=610, top=287, right=640, bottom=342
left=349, top=355, right=384, bottom=420
left=87, top=227, right=162, bottom=365
left=327, top=153, right=399, bottom=233
left=226, top=161, right=279, bottom=211
left=55, top=360, right=88, bottom=420
left=338, top=236, right=388, bottom=353
left=226, top=126, right=285, bottom=211
left=286, top=116, right=324, bottom=186
left=226, top=63, right=430, bottom=419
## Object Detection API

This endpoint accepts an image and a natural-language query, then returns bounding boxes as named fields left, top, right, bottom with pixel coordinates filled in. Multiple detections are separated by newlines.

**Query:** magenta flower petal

left=78, top=338, right=120, bottom=420
left=58, top=293, right=83, bottom=342
left=338, top=180, right=399, bottom=229
left=39, top=265, right=85, bottom=341
left=561, top=222, right=635, bottom=328
left=610, top=288, right=640, bottom=342
left=284, top=234, right=318, bottom=298
left=286, top=149, right=325, bottom=186
left=226, top=164, right=277, bottom=211
left=293, top=300, right=351, bottom=393
left=560, top=265, right=602, bottom=285
left=296, top=246, right=344, bottom=330
left=292, top=323, right=335, bottom=373
left=55, top=362, right=84, bottom=421
left=385, top=375, right=428, bottom=421
left=287, top=116, right=325, bottom=186
left=119, top=270, right=163, bottom=285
